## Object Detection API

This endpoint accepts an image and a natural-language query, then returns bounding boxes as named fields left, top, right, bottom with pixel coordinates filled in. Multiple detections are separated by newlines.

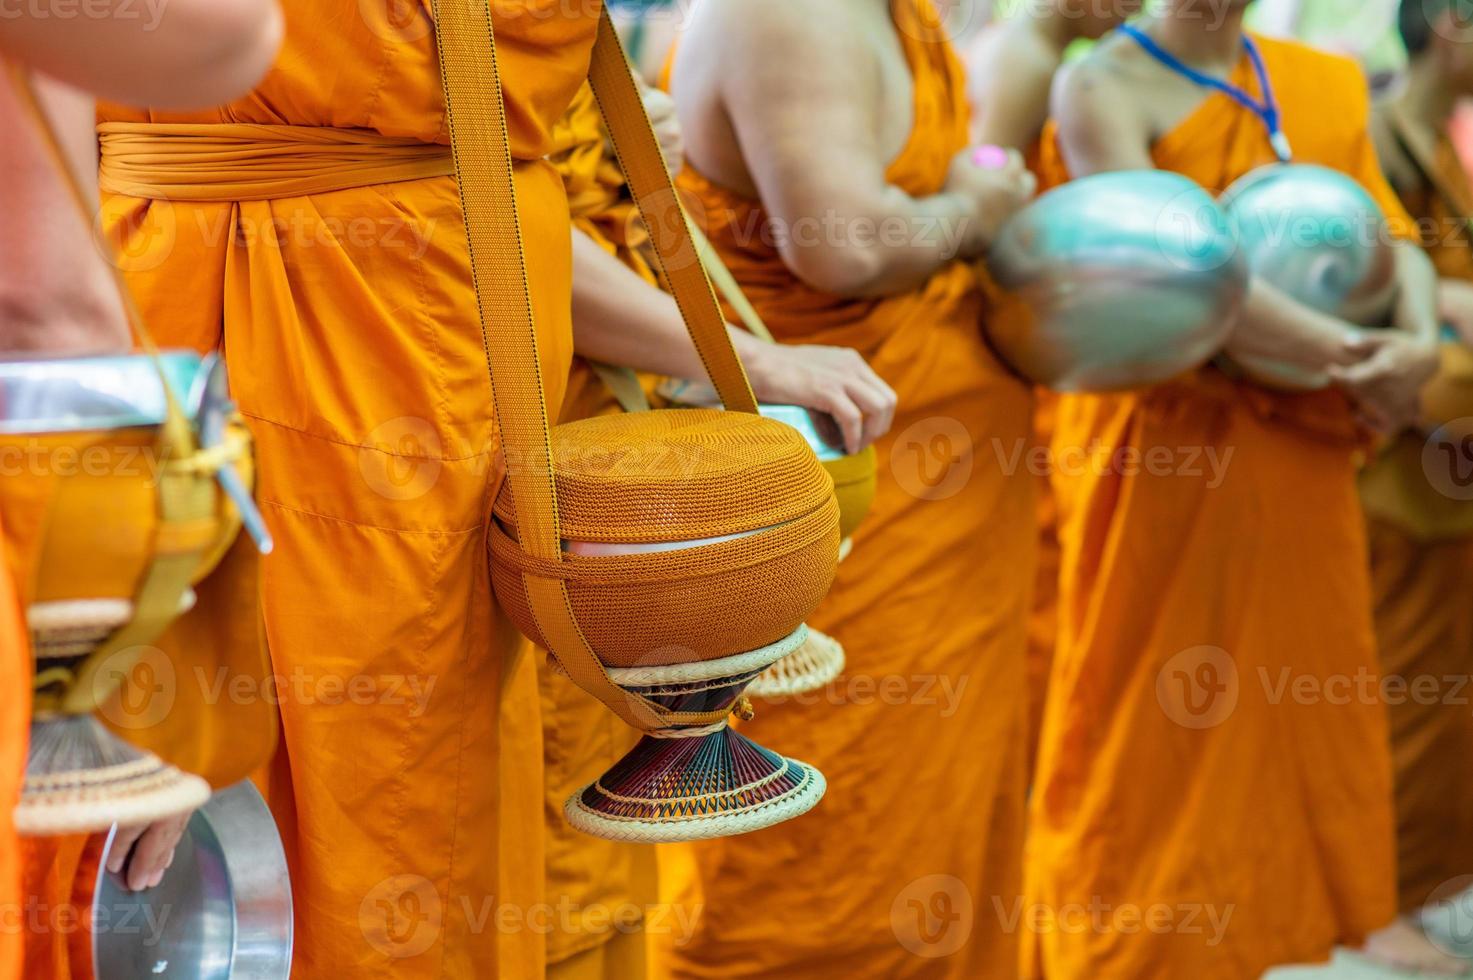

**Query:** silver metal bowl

left=93, top=780, right=293, bottom=979
left=0, top=351, right=205, bottom=434
left=1222, top=163, right=1397, bottom=326
left=654, top=382, right=847, bottom=462
left=984, top=169, right=1248, bottom=392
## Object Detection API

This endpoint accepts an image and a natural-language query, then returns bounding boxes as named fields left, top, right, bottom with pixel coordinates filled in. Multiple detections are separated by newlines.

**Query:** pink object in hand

left=971, top=144, right=1010, bottom=170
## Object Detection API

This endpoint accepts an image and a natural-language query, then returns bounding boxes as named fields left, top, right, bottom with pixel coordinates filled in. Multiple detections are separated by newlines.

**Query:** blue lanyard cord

left=1118, top=23, right=1292, bottom=162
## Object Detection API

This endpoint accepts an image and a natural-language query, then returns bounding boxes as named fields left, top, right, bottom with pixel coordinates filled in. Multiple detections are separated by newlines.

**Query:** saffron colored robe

left=541, top=80, right=660, bottom=980
left=666, top=0, right=1035, bottom=975
left=1360, top=130, right=1473, bottom=913
left=93, top=2, right=598, bottom=975
left=1026, top=38, right=1410, bottom=979
left=0, top=519, right=25, bottom=980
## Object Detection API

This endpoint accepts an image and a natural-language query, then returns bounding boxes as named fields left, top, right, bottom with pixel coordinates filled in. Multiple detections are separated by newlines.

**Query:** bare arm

left=570, top=230, right=896, bottom=451
left=679, top=0, right=1027, bottom=298
left=1057, top=58, right=1365, bottom=377
left=0, top=73, right=127, bottom=352
left=1328, top=243, right=1440, bottom=432
left=0, top=0, right=282, bottom=109
left=972, top=39, right=1053, bottom=152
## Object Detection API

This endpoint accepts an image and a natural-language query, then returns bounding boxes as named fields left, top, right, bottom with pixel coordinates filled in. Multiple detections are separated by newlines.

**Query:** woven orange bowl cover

left=490, top=408, right=840, bottom=667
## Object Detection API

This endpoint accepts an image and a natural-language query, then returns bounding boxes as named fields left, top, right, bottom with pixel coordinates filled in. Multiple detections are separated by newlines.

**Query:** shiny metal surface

left=984, top=169, right=1248, bottom=392
left=1222, top=163, right=1397, bottom=325
left=94, top=781, right=293, bottom=980
left=754, top=404, right=846, bottom=461
left=655, top=380, right=848, bottom=461
left=564, top=523, right=772, bottom=556
left=0, top=351, right=204, bottom=433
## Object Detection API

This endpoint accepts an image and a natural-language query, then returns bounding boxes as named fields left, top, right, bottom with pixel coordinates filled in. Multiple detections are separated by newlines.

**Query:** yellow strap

left=686, top=217, right=776, bottom=343
left=585, top=12, right=759, bottom=413
left=590, top=362, right=652, bottom=413
left=434, top=2, right=738, bottom=729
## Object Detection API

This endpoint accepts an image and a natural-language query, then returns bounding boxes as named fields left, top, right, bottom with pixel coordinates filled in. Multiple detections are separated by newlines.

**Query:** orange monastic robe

left=1361, top=131, right=1473, bottom=912
left=667, top=1, right=1035, bottom=975
left=0, top=524, right=25, bottom=980
left=93, top=2, right=598, bottom=975
left=1027, top=38, right=1408, bottom=979
left=541, top=81, right=659, bottom=980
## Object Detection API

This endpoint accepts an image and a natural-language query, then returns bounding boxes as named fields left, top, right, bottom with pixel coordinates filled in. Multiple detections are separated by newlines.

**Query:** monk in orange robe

left=545, top=78, right=895, bottom=979
left=1355, top=2, right=1473, bottom=973
left=665, top=0, right=1037, bottom=974
left=2, top=10, right=279, bottom=976
left=966, top=0, right=1137, bottom=774
left=1028, top=1, right=1441, bottom=976
left=91, top=2, right=604, bottom=974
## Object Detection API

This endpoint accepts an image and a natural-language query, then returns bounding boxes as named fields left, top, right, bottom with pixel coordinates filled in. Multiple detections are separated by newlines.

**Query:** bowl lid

left=495, top=408, right=834, bottom=543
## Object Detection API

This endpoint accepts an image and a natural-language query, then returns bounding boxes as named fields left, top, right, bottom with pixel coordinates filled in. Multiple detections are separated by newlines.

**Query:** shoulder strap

left=433, top=2, right=756, bottom=729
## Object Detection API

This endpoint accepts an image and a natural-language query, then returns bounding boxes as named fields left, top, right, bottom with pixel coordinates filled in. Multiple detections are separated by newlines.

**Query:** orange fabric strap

left=97, top=122, right=454, bottom=202
left=433, top=1, right=756, bottom=729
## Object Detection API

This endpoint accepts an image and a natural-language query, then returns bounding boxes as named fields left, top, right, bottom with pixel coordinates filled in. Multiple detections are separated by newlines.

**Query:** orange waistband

left=97, top=123, right=455, bottom=202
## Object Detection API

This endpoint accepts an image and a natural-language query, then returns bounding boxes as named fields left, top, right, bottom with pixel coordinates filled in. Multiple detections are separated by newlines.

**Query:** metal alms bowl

left=93, top=780, right=292, bottom=979
left=1221, top=163, right=1397, bottom=326
left=983, top=169, right=1248, bottom=392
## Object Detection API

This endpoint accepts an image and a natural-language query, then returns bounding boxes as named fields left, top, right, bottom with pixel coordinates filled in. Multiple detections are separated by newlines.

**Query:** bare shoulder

left=972, top=21, right=1056, bottom=93
left=1051, top=37, right=1145, bottom=121
left=691, top=0, right=871, bottom=65
left=1051, top=37, right=1155, bottom=172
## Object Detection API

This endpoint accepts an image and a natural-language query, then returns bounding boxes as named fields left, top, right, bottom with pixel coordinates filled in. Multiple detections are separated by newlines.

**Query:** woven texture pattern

left=493, top=408, right=836, bottom=541
left=566, top=727, right=825, bottom=839
left=492, top=406, right=839, bottom=667
left=16, top=715, right=211, bottom=835
left=748, top=627, right=845, bottom=698
left=492, top=496, right=838, bottom=666
left=822, top=445, right=878, bottom=540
